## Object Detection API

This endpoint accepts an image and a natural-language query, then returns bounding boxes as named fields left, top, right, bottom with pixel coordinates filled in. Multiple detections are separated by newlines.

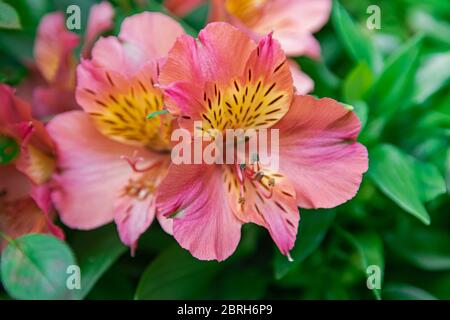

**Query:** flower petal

left=119, top=12, right=185, bottom=66
left=224, top=166, right=299, bottom=256
left=31, top=86, right=79, bottom=118
left=0, top=166, right=59, bottom=250
left=34, top=12, right=79, bottom=86
left=157, top=164, right=242, bottom=261
left=288, top=59, right=314, bottom=94
left=83, top=1, right=115, bottom=57
left=163, top=32, right=294, bottom=131
left=275, top=95, right=368, bottom=208
left=252, top=0, right=331, bottom=57
left=114, top=193, right=156, bottom=252
left=160, top=22, right=256, bottom=86
left=47, top=111, right=155, bottom=229
left=0, top=84, right=55, bottom=184
left=76, top=61, right=173, bottom=150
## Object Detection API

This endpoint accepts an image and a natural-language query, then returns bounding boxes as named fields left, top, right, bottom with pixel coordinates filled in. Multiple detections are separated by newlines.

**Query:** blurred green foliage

left=0, top=0, right=449, bottom=300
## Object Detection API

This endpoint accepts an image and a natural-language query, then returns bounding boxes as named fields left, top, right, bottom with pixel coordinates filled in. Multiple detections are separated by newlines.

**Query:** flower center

left=200, top=72, right=289, bottom=132
left=225, top=0, right=268, bottom=25
left=83, top=72, right=173, bottom=152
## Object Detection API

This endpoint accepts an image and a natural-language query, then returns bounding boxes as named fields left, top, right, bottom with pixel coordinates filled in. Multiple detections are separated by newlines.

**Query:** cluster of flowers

left=0, top=0, right=367, bottom=261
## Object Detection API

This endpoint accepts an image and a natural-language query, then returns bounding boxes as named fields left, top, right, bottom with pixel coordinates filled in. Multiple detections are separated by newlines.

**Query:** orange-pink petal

left=275, top=95, right=368, bottom=208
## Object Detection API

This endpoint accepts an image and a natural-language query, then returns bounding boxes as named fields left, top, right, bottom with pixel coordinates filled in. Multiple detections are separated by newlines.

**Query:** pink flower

left=17, top=2, right=114, bottom=118
left=156, top=23, right=368, bottom=261
left=209, top=0, right=331, bottom=94
left=0, top=84, right=63, bottom=249
left=47, top=13, right=185, bottom=252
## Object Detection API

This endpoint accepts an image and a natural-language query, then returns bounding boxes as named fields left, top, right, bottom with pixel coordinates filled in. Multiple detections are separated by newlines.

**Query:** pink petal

left=34, top=12, right=79, bottom=86
left=241, top=0, right=331, bottom=57
left=47, top=111, right=154, bottom=229
left=161, top=29, right=294, bottom=131
left=157, top=164, right=242, bottom=261
left=83, top=1, right=115, bottom=57
left=164, top=0, right=205, bottom=16
left=223, top=167, right=299, bottom=256
left=76, top=60, right=173, bottom=149
left=157, top=212, right=173, bottom=234
left=0, top=84, right=56, bottom=185
left=31, top=86, right=79, bottom=118
left=0, top=84, right=31, bottom=127
left=0, top=165, right=31, bottom=202
left=114, top=193, right=156, bottom=252
left=30, top=184, right=65, bottom=240
left=90, top=36, right=137, bottom=75
left=119, top=12, right=185, bottom=66
left=288, top=60, right=314, bottom=94
left=159, top=22, right=256, bottom=86
left=0, top=166, right=61, bottom=250
left=275, top=95, right=368, bottom=208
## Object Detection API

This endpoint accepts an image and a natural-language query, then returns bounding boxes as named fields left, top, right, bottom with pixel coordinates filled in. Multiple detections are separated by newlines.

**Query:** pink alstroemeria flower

left=47, top=13, right=185, bottom=252
left=156, top=23, right=368, bottom=261
left=0, top=84, right=63, bottom=250
left=18, top=2, right=114, bottom=118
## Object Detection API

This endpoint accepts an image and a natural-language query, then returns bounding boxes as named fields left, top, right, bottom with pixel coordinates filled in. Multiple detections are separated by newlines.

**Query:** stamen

left=121, top=151, right=160, bottom=173
left=146, top=109, right=170, bottom=119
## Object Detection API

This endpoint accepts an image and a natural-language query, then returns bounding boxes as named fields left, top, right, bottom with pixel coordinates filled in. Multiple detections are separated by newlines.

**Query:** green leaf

left=408, top=9, right=450, bottom=45
left=383, top=283, right=438, bottom=300
left=354, top=233, right=384, bottom=300
left=413, top=51, right=450, bottom=104
left=387, top=229, right=450, bottom=271
left=1, top=234, right=76, bottom=300
left=0, top=1, right=21, bottom=29
left=0, top=135, right=20, bottom=165
left=274, top=210, right=335, bottom=279
left=135, top=245, right=222, bottom=299
left=213, top=267, right=269, bottom=299
left=342, top=62, right=374, bottom=102
left=446, top=149, right=450, bottom=194
left=352, top=101, right=369, bottom=130
left=334, top=228, right=384, bottom=299
left=331, top=0, right=382, bottom=73
left=369, top=144, right=446, bottom=224
left=367, top=35, right=423, bottom=117
left=414, top=157, right=447, bottom=202
left=69, top=224, right=127, bottom=299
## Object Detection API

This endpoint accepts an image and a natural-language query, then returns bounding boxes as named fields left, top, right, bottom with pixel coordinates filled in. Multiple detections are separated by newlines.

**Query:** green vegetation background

left=0, top=0, right=449, bottom=300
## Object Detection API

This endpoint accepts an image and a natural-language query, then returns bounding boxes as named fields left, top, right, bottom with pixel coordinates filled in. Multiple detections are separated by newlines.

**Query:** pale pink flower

left=18, top=2, right=114, bottom=118
left=47, top=13, right=185, bottom=252
left=156, top=23, right=368, bottom=261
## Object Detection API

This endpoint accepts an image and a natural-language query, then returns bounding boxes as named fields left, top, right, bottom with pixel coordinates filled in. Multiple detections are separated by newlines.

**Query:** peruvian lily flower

left=164, top=0, right=331, bottom=94
left=47, top=13, right=185, bottom=252
left=18, top=2, right=114, bottom=118
left=156, top=23, right=368, bottom=261
left=0, top=84, right=63, bottom=249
